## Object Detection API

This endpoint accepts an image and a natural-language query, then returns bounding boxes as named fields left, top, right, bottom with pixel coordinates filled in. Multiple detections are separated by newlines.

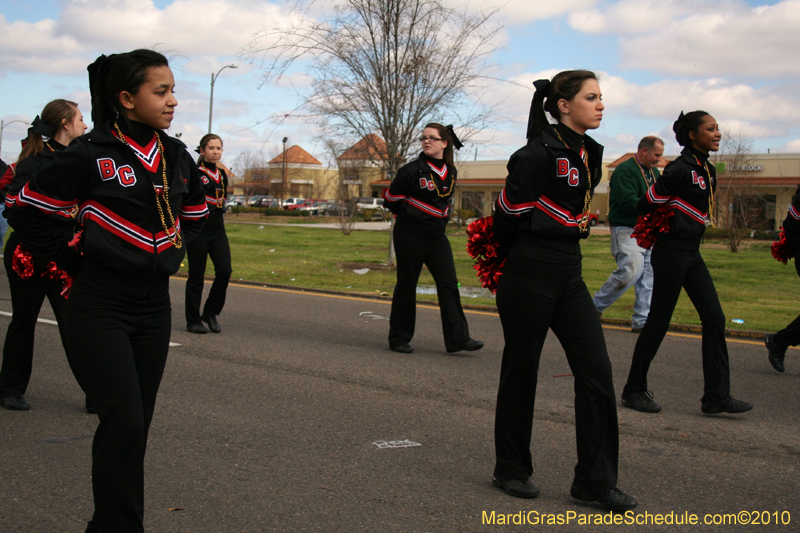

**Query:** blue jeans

left=592, top=226, right=653, bottom=329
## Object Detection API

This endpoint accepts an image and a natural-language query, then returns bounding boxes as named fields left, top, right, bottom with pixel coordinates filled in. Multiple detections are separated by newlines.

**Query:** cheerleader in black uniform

left=620, top=111, right=753, bottom=415
left=765, top=186, right=800, bottom=372
left=185, top=133, right=232, bottom=334
left=13, top=50, right=208, bottom=532
left=492, top=71, right=637, bottom=511
left=383, top=123, right=483, bottom=354
left=0, top=100, right=87, bottom=411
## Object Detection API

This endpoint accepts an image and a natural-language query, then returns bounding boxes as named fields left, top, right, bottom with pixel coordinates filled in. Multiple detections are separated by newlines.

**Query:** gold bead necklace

left=553, top=127, right=593, bottom=232
left=693, top=155, right=717, bottom=228
left=113, top=122, right=182, bottom=248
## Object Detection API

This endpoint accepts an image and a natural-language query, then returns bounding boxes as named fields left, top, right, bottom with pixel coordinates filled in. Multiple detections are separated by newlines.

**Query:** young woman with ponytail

left=0, top=99, right=87, bottom=412
left=185, top=133, right=232, bottom=333
left=620, top=111, right=753, bottom=416
left=12, top=50, right=208, bottom=532
left=491, top=71, right=637, bottom=511
left=382, top=123, right=483, bottom=354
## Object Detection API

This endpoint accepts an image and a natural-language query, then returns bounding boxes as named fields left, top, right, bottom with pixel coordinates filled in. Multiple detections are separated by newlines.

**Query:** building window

left=461, top=191, right=485, bottom=217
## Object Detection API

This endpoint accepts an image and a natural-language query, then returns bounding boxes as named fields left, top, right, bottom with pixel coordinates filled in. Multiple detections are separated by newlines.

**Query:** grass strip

left=181, top=219, right=797, bottom=334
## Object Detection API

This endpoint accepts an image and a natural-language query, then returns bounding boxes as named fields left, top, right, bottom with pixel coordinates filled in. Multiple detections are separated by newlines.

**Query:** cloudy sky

left=1, top=0, right=799, bottom=170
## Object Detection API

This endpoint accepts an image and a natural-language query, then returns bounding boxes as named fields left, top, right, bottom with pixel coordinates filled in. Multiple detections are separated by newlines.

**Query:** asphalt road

left=0, top=272, right=798, bottom=532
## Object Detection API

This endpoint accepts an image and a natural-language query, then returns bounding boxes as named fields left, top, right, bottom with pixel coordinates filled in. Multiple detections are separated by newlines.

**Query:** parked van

left=282, top=198, right=306, bottom=209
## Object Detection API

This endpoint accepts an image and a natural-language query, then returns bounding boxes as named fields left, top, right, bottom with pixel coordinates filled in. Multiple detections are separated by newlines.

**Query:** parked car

left=354, top=196, right=385, bottom=212
left=257, top=196, right=281, bottom=208
left=248, top=195, right=267, bottom=207
left=227, top=195, right=246, bottom=207
left=587, top=213, right=599, bottom=226
left=353, top=197, right=387, bottom=219
left=290, top=199, right=325, bottom=215
left=282, top=198, right=306, bottom=209
left=320, top=200, right=353, bottom=217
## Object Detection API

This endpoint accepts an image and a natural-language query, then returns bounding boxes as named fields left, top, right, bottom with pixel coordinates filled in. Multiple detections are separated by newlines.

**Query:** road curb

left=174, top=272, right=771, bottom=341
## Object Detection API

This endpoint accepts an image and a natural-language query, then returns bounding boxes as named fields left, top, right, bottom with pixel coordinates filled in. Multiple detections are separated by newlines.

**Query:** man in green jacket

left=593, top=136, right=664, bottom=332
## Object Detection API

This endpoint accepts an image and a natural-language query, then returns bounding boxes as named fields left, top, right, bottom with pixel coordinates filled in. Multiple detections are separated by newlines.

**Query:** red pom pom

left=11, top=244, right=34, bottom=279
left=68, top=229, right=83, bottom=249
left=41, top=262, right=73, bottom=299
left=771, top=228, right=794, bottom=265
left=632, top=205, right=674, bottom=250
left=466, top=216, right=505, bottom=293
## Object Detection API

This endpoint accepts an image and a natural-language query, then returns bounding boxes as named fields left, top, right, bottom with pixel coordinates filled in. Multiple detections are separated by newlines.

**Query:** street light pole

left=208, top=64, right=238, bottom=133
left=0, top=119, right=31, bottom=157
left=282, top=136, right=288, bottom=201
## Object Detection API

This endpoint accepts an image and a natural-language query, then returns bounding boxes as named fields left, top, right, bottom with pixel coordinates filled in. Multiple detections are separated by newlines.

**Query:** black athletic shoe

left=701, top=395, right=753, bottom=415
left=447, top=339, right=484, bottom=353
left=765, top=334, right=786, bottom=373
left=621, top=390, right=662, bottom=413
left=2, top=394, right=31, bottom=411
left=571, top=485, right=638, bottom=511
left=492, top=477, right=540, bottom=499
left=390, top=343, right=413, bottom=354
left=187, top=323, right=208, bottom=334
left=204, top=314, right=222, bottom=333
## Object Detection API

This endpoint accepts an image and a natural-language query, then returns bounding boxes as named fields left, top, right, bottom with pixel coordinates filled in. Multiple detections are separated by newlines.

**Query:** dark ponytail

left=526, top=70, right=597, bottom=142
left=88, top=49, right=169, bottom=127
left=18, top=99, right=79, bottom=163
left=673, top=110, right=710, bottom=147
left=196, top=133, right=222, bottom=165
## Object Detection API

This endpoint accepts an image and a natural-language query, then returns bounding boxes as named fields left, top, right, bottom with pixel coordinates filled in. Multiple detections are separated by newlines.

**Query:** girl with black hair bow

left=185, top=133, right=232, bottom=334
left=620, top=111, right=753, bottom=416
left=491, top=71, right=637, bottom=511
left=0, top=100, right=88, bottom=412
left=383, top=122, right=483, bottom=354
left=13, top=50, right=207, bottom=532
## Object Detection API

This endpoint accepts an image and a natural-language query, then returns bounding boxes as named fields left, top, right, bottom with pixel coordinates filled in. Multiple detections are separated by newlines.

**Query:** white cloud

left=778, top=139, right=800, bottom=152
left=449, top=0, right=598, bottom=25
left=0, top=0, right=298, bottom=76
left=568, top=0, right=800, bottom=78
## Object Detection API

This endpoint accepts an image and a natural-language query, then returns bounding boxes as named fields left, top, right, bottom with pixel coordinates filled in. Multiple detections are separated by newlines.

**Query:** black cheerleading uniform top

left=383, top=152, right=455, bottom=235
left=198, top=162, right=228, bottom=215
left=198, top=162, right=228, bottom=233
left=638, top=146, right=715, bottom=251
left=780, top=184, right=800, bottom=254
left=493, top=123, right=603, bottom=260
left=12, top=120, right=208, bottom=278
left=5, top=139, right=78, bottom=237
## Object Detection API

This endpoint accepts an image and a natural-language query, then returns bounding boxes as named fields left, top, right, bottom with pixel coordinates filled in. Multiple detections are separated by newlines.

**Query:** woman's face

left=63, top=107, right=87, bottom=144
left=689, top=115, right=721, bottom=153
left=421, top=127, right=447, bottom=160
left=558, top=78, right=604, bottom=134
left=120, top=65, right=178, bottom=130
left=201, top=138, right=223, bottom=164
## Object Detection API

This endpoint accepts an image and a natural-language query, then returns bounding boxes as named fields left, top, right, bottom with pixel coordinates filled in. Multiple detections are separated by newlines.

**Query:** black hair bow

left=87, top=54, right=108, bottom=124
left=533, top=78, right=551, bottom=95
left=29, top=115, right=55, bottom=138
left=445, top=125, right=464, bottom=150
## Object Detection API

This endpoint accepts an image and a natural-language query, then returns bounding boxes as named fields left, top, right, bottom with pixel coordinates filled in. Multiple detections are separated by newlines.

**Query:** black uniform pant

left=67, top=266, right=171, bottom=533
left=623, top=244, right=730, bottom=403
left=773, top=259, right=800, bottom=348
left=185, top=221, right=231, bottom=326
left=494, top=252, right=619, bottom=491
left=0, top=235, right=71, bottom=397
left=388, top=223, right=469, bottom=351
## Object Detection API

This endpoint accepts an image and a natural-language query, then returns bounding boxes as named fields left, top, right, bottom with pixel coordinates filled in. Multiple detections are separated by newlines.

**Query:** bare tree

left=243, top=0, right=502, bottom=263
left=233, top=150, right=272, bottom=198
left=713, top=129, right=770, bottom=252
